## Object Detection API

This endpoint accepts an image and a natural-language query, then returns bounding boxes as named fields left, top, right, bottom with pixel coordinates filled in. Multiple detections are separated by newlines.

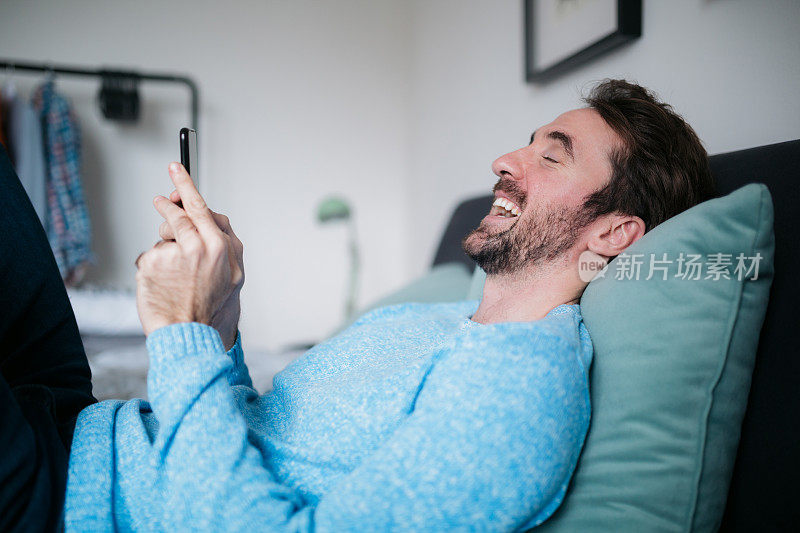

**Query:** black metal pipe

left=0, top=58, right=199, bottom=129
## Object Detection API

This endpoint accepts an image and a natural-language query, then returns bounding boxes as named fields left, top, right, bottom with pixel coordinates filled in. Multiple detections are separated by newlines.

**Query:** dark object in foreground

left=0, top=145, right=96, bottom=531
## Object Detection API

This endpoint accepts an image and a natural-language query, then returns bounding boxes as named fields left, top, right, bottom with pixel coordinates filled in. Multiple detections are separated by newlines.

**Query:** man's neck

left=470, top=261, right=583, bottom=324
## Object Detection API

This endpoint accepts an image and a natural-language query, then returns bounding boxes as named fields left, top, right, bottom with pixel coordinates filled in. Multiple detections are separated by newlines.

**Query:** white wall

left=2, top=0, right=798, bottom=349
left=405, top=0, right=800, bottom=277
left=0, top=0, right=412, bottom=350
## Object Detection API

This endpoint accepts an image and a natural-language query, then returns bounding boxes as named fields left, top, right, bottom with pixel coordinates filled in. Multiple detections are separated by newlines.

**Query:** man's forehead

left=532, top=108, right=620, bottom=155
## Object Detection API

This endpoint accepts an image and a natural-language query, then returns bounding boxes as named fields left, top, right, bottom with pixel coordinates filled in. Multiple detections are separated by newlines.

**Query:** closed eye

left=542, top=155, right=559, bottom=163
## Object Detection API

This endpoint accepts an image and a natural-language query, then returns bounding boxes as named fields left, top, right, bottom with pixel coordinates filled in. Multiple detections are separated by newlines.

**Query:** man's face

left=463, top=108, right=621, bottom=275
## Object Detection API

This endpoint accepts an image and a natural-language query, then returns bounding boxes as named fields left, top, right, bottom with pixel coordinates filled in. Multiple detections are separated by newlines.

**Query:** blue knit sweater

left=65, top=301, right=592, bottom=531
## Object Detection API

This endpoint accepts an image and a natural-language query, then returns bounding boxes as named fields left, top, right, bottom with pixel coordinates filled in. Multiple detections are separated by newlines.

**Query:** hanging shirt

left=2, top=82, right=48, bottom=226
left=31, top=79, right=93, bottom=283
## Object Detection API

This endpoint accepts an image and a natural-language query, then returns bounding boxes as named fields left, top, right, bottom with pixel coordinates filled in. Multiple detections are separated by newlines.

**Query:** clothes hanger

left=44, top=62, right=56, bottom=83
left=2, top=63, right=17, bottom=98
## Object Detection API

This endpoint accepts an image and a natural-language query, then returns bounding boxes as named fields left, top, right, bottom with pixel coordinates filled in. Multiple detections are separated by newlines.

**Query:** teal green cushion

left=338, top=262, right=472, bottom=331
left=531, top=184, right=774, bottom=531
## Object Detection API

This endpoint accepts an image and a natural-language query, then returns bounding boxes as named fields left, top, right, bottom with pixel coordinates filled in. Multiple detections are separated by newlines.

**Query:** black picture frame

left=524, top=0, right=642, bottom=83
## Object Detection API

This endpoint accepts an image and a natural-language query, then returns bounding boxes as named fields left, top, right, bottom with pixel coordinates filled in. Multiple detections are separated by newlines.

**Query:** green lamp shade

left=317, top=197, right=351, bottom=223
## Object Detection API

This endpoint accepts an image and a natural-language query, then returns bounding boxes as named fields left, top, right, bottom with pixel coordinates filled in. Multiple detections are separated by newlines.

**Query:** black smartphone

left=179, top=127, right=198, bottom=184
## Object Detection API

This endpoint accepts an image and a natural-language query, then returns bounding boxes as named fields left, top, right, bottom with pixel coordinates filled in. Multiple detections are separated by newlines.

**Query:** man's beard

left=462, top=184, right=597, bottom=276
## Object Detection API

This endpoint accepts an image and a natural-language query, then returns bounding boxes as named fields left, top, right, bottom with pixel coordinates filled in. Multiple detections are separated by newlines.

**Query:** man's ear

left=587, top=213, right=646, bottom=259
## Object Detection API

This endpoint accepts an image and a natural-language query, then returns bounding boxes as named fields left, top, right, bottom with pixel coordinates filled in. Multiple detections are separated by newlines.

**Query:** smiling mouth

left=489, top=197, right=521, bottom=218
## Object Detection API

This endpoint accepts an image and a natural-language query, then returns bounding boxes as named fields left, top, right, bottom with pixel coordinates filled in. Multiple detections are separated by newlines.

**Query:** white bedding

left=72, top=287, right=305, bottom=400
left=84, top=333, right=304, bottom=401
left=68, top=287, right=142, bottom=336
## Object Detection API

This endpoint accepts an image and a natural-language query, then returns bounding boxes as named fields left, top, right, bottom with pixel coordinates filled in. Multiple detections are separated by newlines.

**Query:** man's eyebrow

left=546, top=130, right=575, bottom=161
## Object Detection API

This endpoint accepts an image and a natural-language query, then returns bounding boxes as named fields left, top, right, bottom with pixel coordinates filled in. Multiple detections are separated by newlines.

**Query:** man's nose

left=491, top=149, right=525, bottom=181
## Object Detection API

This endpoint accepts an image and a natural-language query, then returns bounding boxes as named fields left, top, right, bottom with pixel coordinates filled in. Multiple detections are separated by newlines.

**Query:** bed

left=70, top=288, right=303, bottom=400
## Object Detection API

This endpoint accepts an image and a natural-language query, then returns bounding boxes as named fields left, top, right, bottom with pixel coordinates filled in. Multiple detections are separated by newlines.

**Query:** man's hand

left=135, top=163, right=244, bottom=348
left=155, top=181, right=245, bottom=351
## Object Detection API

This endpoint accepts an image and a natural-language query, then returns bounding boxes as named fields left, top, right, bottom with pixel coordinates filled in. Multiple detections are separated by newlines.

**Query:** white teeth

left=492, top=197, right=521, bottom=216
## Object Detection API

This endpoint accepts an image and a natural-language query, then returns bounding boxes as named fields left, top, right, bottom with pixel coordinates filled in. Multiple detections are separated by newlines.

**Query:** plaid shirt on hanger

left=32, top=78, right=93, bottom=283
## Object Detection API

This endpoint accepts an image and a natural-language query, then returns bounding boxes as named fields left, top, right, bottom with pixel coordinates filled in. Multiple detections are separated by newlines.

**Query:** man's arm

left=136, top=322, right=589, bottom=531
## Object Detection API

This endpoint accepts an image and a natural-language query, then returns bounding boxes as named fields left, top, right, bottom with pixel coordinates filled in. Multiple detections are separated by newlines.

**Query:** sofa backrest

left=711, top=140, right=799, bottom=531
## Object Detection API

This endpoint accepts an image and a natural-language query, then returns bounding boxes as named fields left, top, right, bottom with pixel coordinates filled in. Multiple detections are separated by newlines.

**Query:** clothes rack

left=0, top=58, right=199, bottom=129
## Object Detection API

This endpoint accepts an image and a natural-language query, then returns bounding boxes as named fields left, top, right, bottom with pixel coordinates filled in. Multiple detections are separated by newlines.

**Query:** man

left=1, top=79, right=713, bottom=531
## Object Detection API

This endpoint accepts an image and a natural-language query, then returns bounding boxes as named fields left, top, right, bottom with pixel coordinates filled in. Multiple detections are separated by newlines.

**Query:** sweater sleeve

left=144, top=321, right=590, bottom=532
left=224, top=331, right=253, bottom=388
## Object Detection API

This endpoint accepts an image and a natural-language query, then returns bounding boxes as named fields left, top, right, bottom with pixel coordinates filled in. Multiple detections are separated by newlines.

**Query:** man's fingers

left=164, top=190, right=229, bottom=233
left=153, top=195, right=200, bottom=247
left=160, top=207, right=227, bottom=238
left=168, top=163, right=220, bottom=238
left=159, top=193, right=233, bottom=245
left=208, top=211, right=242, bottom=267
left=211, top=212, right=232, bottom=234
left=135, top=240, right=179, bottom=272
left=159, top=221, right=175, bottom=241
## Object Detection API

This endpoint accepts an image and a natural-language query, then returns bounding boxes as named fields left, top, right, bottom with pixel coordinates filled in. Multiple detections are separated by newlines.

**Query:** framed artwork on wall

left=524, top=0, right=642, bottom=82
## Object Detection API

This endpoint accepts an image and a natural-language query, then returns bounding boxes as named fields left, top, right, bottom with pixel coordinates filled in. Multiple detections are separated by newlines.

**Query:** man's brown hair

left=581, top=79, right=715, bottom=232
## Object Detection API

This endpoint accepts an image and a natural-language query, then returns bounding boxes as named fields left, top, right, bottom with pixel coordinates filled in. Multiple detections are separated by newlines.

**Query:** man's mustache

left=492, top=179, right=527, bottom=210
